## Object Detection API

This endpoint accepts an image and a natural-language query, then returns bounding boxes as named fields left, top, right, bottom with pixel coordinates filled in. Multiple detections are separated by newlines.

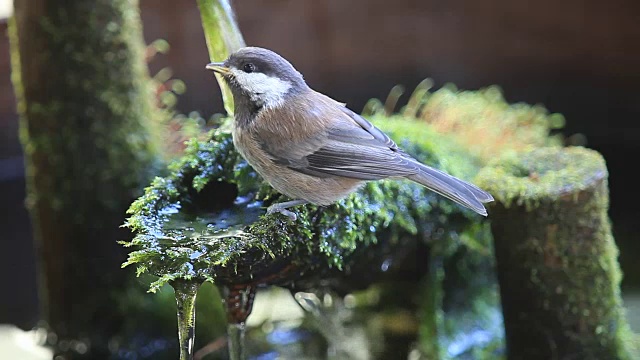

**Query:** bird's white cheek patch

left=230, top=68, right=292, bottom=109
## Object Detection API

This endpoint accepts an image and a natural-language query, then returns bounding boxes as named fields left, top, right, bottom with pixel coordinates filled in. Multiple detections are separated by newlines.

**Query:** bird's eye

left=243, top=63, right=256, bottom=73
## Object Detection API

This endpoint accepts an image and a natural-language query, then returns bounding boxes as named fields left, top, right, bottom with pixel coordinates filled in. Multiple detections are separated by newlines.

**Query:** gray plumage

left=207, top=47, right=493, bottom=217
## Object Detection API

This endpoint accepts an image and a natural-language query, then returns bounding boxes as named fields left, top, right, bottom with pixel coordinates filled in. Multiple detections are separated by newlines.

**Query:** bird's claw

left=266, top=205, right=297, bottom=221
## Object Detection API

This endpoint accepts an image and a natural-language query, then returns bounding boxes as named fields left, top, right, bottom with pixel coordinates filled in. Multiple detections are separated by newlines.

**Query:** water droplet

left=381, top=258, right=392, bottom=272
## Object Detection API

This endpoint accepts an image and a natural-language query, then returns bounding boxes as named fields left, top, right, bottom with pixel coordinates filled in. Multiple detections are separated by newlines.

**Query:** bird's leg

left=266, top=199, right=308, bottom=221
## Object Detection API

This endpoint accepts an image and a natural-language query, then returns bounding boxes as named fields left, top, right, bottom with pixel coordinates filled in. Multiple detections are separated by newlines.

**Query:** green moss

left=122, top=117, right=484, bottom=293
left=368, top=82, right=564, bottom=165
left=475, top=147, right=606, bottom=209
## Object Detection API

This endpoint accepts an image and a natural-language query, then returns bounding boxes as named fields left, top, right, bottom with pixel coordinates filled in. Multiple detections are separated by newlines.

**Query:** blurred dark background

left=1, top=0, right=639, bottom=329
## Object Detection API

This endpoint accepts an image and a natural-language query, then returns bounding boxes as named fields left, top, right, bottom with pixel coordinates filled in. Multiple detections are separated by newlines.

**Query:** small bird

left=206, top=47, right=493, bottom=220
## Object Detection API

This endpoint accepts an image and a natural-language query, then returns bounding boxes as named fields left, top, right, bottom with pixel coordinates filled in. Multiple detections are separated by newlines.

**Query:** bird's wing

left=258, top=103, right=418, bottom=181
left=254, top=94, right=493, bottom=215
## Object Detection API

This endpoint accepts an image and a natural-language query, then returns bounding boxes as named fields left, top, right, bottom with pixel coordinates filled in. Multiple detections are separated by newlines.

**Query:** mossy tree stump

left=476, top=147, right=633, bottom=359
left=10, top=0, right=162, bottom=357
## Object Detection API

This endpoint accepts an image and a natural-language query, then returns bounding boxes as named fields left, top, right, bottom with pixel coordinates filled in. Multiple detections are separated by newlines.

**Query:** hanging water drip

left=172, top=281, right=200, bottom=360
left=221, top=286, right=255, bottom=360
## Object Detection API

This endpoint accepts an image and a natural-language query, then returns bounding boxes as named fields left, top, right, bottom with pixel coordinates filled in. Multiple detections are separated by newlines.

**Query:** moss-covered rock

left=121, top=116, right=484, bottom=293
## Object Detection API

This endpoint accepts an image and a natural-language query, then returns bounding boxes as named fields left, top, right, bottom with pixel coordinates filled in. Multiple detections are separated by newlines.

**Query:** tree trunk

left=476, top=147, right=633, bottom=359
left=10, top=0, right=161, bottom=357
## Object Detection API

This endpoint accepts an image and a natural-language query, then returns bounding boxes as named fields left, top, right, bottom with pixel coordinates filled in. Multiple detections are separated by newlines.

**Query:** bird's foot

left=266, top=206, right=298, bottom=221
left=265, top=199, right=308, bottom=221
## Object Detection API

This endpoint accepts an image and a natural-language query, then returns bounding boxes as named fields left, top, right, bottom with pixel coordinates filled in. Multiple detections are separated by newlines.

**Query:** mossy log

left=10, top=0, right=161, bottom=356
left=122, top=116, right=483, bottom=293
left=476, top=147, right=633, bottom=360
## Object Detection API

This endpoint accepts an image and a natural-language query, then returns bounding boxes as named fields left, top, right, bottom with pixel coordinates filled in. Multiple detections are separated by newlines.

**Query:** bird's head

left=206, top=47, right=308, bottom=111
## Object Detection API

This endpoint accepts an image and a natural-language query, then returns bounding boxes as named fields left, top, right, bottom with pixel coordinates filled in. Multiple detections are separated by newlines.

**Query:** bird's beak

left=206, top=62, right=231, bottom=75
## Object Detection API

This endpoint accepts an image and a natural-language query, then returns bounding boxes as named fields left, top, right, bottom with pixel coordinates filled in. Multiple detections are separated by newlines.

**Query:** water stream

left=172, top=281, right=200, bottom=360
left=222, top=286, right=256, bottom=360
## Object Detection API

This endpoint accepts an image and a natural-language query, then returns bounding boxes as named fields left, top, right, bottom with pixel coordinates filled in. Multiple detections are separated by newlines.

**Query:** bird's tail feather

left=406, top=163, right=493, bottom=216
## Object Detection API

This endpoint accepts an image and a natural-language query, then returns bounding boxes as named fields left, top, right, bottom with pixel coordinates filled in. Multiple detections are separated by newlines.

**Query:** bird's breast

left=232, top=122, right=267, bottom=169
